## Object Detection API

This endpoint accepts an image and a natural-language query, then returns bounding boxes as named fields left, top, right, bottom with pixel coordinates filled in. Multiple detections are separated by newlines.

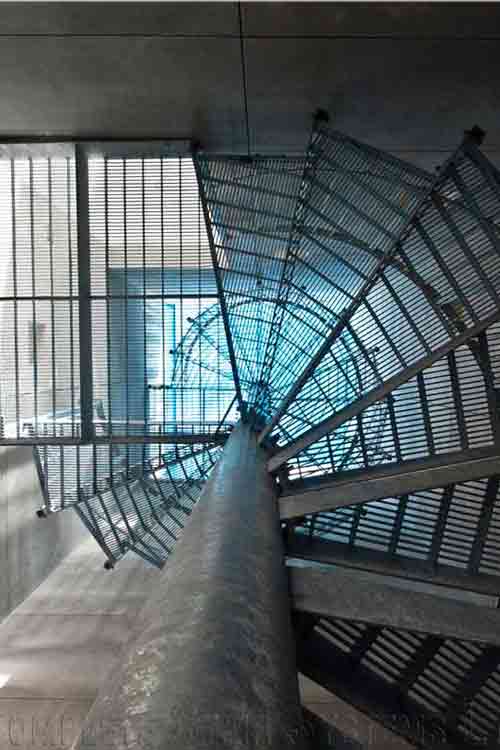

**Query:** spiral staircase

left=2, top=116, right=500, bottom=747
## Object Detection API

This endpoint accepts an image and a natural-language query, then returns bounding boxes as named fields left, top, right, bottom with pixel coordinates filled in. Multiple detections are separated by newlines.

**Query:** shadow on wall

left=0, top=446, right=88, bottom=622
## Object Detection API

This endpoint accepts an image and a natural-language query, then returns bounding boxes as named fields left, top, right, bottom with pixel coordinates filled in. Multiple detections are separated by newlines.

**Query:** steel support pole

left=75, top=145, right=94, bottom=443
left=72, top=422, right=307, bottom=750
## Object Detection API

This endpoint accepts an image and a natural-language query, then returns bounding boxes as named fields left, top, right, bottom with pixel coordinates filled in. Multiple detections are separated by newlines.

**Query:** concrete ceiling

left=1, top=2, right=500, bottom=168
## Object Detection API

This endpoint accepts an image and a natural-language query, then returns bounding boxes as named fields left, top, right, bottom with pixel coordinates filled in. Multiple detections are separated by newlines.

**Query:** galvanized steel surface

left=72, top=423, right=307, bottom=749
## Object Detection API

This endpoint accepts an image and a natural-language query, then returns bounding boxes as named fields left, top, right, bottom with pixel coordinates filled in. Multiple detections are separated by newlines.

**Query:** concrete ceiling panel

left=0, top=3, right=499, bottom=167
left=242, top=2, right=500, bottom=39
left=0, top=37, right=246, bottom=150
left=0, top=1, right=239, bottom=36
left=244, top=37, right=500, bottom=165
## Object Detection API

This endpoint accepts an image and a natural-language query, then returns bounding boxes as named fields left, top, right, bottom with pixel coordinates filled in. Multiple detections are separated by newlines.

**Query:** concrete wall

left=0, top=446, right=88, bottom=621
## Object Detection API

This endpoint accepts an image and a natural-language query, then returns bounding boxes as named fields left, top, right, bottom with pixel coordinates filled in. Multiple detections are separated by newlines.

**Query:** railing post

left=75, top=145, right=94, bottom=443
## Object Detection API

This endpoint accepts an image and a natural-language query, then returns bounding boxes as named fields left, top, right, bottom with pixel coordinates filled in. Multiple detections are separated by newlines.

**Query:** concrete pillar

left=72, top=422, right=307, bottom=749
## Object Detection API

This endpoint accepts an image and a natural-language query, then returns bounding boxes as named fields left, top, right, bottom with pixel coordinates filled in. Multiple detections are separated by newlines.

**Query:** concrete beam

left=290, top=564, right=500, bottom=646
left=279, top=448, right=500, bottom=519
left=286, top=533, right=500, bottom=599
left=0, top=432, right=228, bottom=446
left=75, top=144, right=94, bottom=443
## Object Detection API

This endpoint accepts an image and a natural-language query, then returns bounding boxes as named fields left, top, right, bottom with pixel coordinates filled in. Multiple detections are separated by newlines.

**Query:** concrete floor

left=0, top=535, right=158, bottom=749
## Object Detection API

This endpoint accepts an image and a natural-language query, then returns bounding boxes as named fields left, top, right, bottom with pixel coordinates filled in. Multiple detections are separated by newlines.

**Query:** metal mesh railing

left=34, top=438, right=225, bottom=512
left=0, top=148, right=80, bottom=440
left=74, top=442, right=221, bottom=568
left=0, top=148, right=238, bottom=445
left=88, top=155, right=235, bottom=439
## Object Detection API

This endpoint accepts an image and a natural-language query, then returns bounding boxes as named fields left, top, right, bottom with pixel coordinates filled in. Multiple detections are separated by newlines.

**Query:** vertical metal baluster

left=141, top=158, right=147, bottom=466
left=198, top=163, right=203, bottom=428
left=48, top=159, right=57, bottom=429
left=10, top=160, right=20, bottom=439
left=104, top=158, right=113, bottom=476
left=75, top=145, right=94, bottom=442
left=29, top=159, right=40, bottom=438
left=179, top=158, right=184, bottom=426
left=67, top=157, right=76, bottom=437
left=60, top=445, right=65, bottom=508
left=76, top=444, right=81, bottom=501
left=160, top=157, right=166, bottom=438
left=122, top=158, right=130, bottom=472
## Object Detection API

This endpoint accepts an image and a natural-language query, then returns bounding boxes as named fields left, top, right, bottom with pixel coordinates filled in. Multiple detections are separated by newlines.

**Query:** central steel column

left=72, top=422, right=307, bottom=749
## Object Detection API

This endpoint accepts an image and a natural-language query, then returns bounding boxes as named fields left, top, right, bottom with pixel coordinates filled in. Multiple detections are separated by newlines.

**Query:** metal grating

left=260, top=129, right=433, bottom=409
left=260, top=126, right=500, bottom=476
left=284, top=331, right=495, bottom=481
left=308, top=617, right=500, bottom=747
left=34, top=441, right=224, bottom=513
left=196, top=155, right=307, bottom=412
left=74, top=442, right=221, bottom=568
left=293, top=474, right=500, bottom=578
